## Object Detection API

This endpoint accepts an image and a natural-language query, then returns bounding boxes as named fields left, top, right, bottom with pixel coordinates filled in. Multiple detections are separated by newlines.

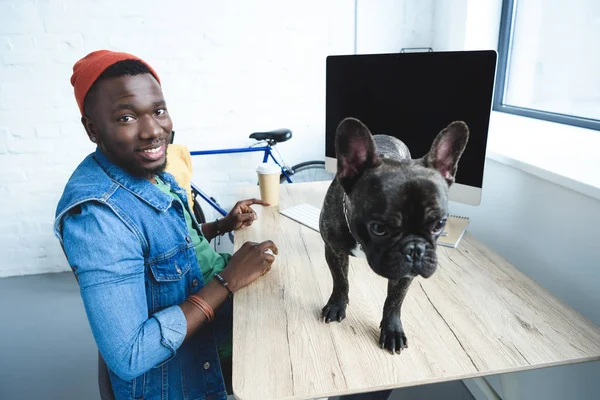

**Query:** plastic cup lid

left=256, top=163, right=281, bottom=174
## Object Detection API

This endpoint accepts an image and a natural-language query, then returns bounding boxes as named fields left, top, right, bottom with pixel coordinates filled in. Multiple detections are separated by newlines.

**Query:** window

left=494, top=0, right=600, bottom=130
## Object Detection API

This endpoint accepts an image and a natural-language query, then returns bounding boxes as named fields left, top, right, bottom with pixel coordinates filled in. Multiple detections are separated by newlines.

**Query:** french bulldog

left=318, top=117, right=469, bottom=354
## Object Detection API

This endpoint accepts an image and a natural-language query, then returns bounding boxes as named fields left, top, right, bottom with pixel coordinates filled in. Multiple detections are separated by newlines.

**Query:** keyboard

left=279, top=203, right=321, bottom=232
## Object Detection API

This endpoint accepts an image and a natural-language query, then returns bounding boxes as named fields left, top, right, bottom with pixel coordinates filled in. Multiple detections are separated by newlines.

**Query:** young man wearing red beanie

left=53, top=50, right=279, bottom=400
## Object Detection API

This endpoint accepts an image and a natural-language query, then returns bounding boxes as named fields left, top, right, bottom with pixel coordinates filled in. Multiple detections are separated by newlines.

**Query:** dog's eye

left=432, top=219, right=447, bottom=234
left=370, top=223, right=386, bottom=236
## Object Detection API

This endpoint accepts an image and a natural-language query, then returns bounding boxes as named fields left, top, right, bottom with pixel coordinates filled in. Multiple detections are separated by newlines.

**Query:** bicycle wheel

left=280, top=161, right=335, bottom=183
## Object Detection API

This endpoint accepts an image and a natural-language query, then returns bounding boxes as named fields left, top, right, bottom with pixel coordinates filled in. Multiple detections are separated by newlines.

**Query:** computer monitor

left=325, top=50, right=497, bottom=206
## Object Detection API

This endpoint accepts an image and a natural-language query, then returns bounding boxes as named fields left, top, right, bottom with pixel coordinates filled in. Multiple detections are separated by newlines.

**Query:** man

left=54, top=50, right=278, bottom=400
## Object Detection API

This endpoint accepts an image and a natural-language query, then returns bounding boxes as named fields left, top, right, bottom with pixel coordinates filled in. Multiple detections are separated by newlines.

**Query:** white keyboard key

left=279, top=204, right=321, bottom=232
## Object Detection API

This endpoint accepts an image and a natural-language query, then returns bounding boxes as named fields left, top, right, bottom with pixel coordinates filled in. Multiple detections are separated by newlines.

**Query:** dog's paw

left=321, top=303, right=347, bottom=323
left=379, top=316, right=408, bottom=354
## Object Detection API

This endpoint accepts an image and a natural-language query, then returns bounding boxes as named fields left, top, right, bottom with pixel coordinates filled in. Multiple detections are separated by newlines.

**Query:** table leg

left=499, top=372, right=521, bottom=400
left=471, top=373, right=521, bottom=400
left=471, top=377, right=502, bottom=400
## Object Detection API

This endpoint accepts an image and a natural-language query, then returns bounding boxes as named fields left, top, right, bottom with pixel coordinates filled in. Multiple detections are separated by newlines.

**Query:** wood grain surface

left=231, top=181, right=600, bottom=400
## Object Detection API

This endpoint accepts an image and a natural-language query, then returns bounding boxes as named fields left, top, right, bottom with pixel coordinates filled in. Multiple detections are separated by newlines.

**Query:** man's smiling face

left=83, top=73, right=173, bottom=181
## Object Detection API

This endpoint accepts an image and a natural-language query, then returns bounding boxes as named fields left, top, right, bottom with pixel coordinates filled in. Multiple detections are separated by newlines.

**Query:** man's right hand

left=221, top=240, right=279, bottom=292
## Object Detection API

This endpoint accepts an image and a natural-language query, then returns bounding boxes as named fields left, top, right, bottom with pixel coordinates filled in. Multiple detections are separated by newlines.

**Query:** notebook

left=279, top=203, right=321, bottom=232
left=437, top=215, right=470, bottom=248
left=280, top=204, right=469, bottom=248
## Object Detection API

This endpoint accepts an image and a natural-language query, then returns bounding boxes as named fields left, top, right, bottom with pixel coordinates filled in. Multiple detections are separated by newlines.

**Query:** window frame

left=493, top=0, right=600, bottom=131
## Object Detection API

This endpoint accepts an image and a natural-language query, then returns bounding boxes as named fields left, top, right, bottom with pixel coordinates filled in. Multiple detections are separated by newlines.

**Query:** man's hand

left=181, top=239, right=278, bottom=339
left=220, top=240, right=279, bottom=292
left=219, top=198, right=270, bottom=233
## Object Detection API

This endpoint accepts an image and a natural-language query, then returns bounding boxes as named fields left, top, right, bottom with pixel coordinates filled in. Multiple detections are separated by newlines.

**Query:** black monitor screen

left=325, top=50, right=497, bottom=189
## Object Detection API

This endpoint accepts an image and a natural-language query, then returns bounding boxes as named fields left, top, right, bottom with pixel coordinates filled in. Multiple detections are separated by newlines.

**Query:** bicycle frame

left=188, top=144, right=293, bottom=217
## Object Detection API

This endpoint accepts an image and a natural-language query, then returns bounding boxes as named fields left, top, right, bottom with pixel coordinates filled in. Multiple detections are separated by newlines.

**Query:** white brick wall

left=0, top=0, right=433, bottom=278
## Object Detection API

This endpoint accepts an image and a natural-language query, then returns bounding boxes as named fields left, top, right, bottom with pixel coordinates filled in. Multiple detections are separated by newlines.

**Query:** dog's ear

left=335, top=117, right=382, bottom=192
left=421, top=121, right=469, bottom=187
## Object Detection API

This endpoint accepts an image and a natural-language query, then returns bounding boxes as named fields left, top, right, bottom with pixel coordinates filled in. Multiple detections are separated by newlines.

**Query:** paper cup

left=256, top=163, right=281, bottom=206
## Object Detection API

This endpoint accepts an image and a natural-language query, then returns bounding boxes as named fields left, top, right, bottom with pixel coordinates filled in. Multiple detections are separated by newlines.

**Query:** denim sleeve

left=61, top=201, right=187, bottom=381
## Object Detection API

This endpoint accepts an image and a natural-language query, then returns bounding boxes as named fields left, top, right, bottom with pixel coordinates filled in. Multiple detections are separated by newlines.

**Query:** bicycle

left=174, top=128, right=335, bottom=225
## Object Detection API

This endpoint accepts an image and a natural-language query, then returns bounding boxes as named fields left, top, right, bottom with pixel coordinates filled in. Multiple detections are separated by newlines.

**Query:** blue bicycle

left=178, top=128, right=334, bottom=224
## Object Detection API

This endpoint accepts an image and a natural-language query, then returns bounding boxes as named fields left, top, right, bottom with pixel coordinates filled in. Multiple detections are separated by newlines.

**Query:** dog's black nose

left=402, top=242, right=426, bottom=262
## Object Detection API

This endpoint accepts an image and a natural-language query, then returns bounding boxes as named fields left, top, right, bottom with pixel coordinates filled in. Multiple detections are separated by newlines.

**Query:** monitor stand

left=437, top=215, right=470, bottom=248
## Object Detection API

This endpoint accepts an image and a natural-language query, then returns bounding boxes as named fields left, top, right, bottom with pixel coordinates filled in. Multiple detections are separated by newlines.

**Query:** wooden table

left=231, top=181, right=600, bottom=400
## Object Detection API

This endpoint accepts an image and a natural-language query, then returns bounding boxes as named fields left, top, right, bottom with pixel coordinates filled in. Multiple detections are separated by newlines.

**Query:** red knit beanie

left=70, top=50, right=161, bottom=115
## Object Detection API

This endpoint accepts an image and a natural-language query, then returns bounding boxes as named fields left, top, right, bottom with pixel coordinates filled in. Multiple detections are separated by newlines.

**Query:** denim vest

left=54, top=149, right=230, bottom=400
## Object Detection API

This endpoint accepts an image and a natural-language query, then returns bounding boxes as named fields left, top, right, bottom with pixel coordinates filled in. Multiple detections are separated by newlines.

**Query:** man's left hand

left=220, top=198, right=270, bottom=233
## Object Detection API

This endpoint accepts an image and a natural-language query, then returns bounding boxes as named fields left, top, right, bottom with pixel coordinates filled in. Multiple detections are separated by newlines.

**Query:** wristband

left=214, top=273, right=233, bottom=299
left=187, top=295, right=215, bottom=321
left=215, top=218, right=223, bottom=236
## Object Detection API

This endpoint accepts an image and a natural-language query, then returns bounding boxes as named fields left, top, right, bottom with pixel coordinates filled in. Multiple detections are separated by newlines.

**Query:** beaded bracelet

left=214, top=273, right=233, bottom=299
left=215, top=218, right=224, bottom=237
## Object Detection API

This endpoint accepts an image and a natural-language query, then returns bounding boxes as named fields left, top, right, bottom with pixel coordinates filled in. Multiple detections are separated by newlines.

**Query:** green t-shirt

left=155, top=176, right=232, bottom=358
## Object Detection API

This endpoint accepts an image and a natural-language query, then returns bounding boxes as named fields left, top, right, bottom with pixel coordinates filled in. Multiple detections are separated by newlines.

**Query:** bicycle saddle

left=249, top=128, right=292, bottom=143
